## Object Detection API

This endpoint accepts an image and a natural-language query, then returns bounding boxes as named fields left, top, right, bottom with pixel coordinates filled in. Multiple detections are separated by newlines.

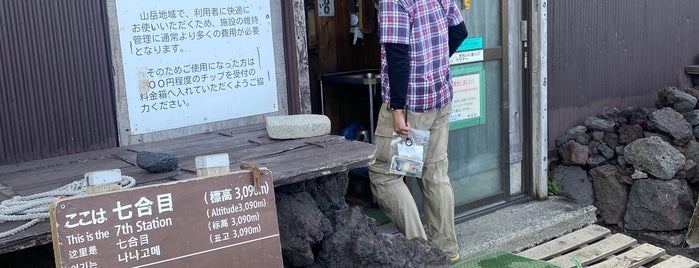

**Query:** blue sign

left=456, top=37, right=483, bottom=52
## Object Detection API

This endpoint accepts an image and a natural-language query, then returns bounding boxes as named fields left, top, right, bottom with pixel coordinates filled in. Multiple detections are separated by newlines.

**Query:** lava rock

left=624, top=179, right=695, bottom=231
left=136, top=151, right=178, bottom=173
left=624, top=137, right=686, bottom=180
left=591, top=165, right=628, bottom=225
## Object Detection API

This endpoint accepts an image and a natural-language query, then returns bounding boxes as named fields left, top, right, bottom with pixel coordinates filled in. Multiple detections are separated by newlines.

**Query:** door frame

left=453, top=0, right=513, bottom=214
left=522, top=0, right=548, bottom=199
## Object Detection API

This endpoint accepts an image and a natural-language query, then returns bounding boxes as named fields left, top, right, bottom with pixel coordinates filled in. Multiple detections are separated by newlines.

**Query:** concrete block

left=85, top=169, right=122, bottom=186
left=454, top=196, right=597, bottom=259
left=195, top=153, right=230, bottom=177
left=266, top=115, right=331, bottom=139
left=85, top=169, right=123, bottom=194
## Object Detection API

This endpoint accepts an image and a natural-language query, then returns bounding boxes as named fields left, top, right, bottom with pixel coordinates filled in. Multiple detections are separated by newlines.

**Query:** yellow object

left=450, top=253, right=461, bottom=264
left=358, top=0, right=363, bottom=30
left=464, top=0, right=471, bottom=10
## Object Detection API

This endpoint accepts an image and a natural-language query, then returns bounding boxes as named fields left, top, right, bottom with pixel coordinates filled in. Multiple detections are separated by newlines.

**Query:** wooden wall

left=306, top=0, right=381, bottom=134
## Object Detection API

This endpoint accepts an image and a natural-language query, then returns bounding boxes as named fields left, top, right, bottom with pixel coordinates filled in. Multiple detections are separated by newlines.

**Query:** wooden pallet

left=518, top=224, right=699, bottom=268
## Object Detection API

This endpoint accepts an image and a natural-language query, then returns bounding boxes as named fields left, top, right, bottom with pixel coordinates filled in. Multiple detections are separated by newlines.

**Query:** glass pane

left=461, top=0, right=502, bottom=48
left=448, top=60, right=503, bottom=205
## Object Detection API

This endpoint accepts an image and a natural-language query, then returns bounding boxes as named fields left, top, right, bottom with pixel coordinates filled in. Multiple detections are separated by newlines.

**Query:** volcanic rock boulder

left=590, top=165, right=628, bottom=225
left=276, top=190, right=333, bottom=266
left=317, top=208, right=449, bottom=268
left=624, top=179, right=695, bottom=231
left=624, top=136, right=686, bottom=180
left=550, top=165, right=594, bottom=205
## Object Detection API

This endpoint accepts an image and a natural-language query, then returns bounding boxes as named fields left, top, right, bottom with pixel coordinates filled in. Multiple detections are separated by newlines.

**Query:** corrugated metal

left=0, top=0, right=117, bottom=165
left=547, top=0, right=699, bottom=152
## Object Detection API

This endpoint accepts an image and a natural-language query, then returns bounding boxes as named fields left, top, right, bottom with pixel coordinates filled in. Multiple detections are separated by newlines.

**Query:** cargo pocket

left=374, top=104, right=395, bottom=163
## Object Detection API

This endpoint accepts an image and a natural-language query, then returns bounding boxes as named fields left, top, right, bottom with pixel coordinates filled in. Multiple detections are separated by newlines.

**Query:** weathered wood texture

left=519, top=224, right=699, bottom=268
left=0, top=124, right=375, bottom=254
left=588, top=243, right=665, bottom=268
left=519, top=224, right=611, bottom=260
left=548, top=233, right=637, bottom=268
left=651, top=255, right=699, bottom=268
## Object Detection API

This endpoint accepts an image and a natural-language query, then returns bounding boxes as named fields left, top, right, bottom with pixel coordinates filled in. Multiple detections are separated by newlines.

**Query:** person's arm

left=385, top=43, right=411, bottom=137
left=385, top=43, right=409, bottom=110
left=379, top=0, right=411, bottom=137
left=448, top=22, right=468, bottom=56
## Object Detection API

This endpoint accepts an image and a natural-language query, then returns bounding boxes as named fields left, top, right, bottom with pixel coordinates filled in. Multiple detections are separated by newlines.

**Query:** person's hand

left=392, top=109, right=411, bottom=138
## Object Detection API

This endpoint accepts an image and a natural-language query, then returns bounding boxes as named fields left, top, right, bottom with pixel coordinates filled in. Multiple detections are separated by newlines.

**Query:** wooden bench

left=0, top=124, right=375, bottom=254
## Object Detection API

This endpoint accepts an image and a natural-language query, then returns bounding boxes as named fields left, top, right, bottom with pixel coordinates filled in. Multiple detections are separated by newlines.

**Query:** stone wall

left=552, top=87, right=699, bottom=232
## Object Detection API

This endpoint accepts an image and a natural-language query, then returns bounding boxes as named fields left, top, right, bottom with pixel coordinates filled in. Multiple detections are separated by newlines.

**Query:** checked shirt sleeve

left=379, top=0, right=411, bottom=45
left=446, top=0, right=464, bottom=26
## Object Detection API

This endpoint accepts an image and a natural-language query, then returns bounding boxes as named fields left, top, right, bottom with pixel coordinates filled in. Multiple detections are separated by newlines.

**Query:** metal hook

left=405, top=136, right=413, bottom=146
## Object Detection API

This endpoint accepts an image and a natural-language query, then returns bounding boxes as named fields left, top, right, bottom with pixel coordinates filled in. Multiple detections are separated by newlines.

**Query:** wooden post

left=85, top=169, right=123, bottom=194
left=685, top=198, right=699, bottom=248
left=195, top=153, right=231, bottom=177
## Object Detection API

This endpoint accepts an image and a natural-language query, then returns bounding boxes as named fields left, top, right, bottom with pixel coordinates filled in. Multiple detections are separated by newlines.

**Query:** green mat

left=451, top=250, right=561, bottom=268
left=363, top=207, right=392, bottom=226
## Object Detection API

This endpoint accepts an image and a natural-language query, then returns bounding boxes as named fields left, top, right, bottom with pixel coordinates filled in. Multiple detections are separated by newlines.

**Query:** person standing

left=369, top=0, right=468, bottom=263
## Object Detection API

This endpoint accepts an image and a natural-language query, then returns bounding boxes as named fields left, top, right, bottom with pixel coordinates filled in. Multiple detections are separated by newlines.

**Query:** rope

left=0, top=175, right=136, bottom=239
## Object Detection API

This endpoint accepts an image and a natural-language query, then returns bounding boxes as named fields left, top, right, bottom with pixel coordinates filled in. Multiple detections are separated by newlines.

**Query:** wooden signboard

left=50, top=169, right=282, bottom=268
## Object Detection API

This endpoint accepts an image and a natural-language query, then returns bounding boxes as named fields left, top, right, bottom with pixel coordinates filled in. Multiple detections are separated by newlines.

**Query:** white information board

left=115, top=0, right=279, bottom=134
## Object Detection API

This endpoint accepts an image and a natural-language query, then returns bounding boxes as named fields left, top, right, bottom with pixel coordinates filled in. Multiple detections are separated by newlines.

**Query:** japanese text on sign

left=450, top=73, right=481, bottom=123
left=115, top=0, right=279, bottom=134
left=51, top=170, right=282, bottom=267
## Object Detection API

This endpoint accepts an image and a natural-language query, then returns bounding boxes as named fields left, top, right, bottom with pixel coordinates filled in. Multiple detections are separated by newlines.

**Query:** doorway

left=407, top=0, right=525, bottom=216
left=303, top=0, right=525, bottom=217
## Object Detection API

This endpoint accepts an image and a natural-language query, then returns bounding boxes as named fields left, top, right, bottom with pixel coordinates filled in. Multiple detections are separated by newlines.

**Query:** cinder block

left=266, top=115, right=331, bottom=139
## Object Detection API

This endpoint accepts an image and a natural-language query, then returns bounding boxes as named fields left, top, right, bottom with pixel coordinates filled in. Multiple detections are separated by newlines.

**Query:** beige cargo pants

left=368, top=102, right=458, bottom=256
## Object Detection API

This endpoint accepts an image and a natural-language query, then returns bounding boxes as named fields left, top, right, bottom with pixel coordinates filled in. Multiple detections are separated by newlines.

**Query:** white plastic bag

left=389, top=128, right=430, bottom=178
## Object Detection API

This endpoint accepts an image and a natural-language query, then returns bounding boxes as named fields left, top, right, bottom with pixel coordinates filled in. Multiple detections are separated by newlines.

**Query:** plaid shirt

left=379, top=0, right=464, bottom=112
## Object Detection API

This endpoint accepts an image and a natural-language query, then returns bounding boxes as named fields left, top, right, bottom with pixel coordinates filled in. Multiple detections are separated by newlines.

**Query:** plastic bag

left=389, top=128, right=430, bottom=178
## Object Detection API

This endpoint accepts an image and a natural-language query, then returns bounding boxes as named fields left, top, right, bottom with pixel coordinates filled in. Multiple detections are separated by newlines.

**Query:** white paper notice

left=449, top=73, right=481, bottom=123
left=115, top=0, right=279, bottom=134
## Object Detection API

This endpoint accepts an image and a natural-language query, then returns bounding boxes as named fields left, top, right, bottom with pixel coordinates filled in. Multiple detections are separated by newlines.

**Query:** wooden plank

left=589, top=243, right=666, bottom=268
left=548, top=233, right=637, bottom=268
left=0, top=131, right=374, bottom=254
left=519, top=224, right=611, bottom=260
left=124, top=135, right=373, bottom=187
left=117, top=137, right=256, bottom=169
left=225, top=135, right=347, bottom=165
left=119, top=166, right=185, bottom=186
left=0, top=158, right=132, bottom=197
left=651, top=255, right=699, bottom=268
left=126, top=133, right=244, bottom=156
left=115, top=125, right=266, bottom=162
left=178, top=135, right=346, bottom=171
left=225, top=136, right=375, bottom=186
left=0, top=147, right=127, bottom=176
left=0, top=181, right=18, bottom=199
left=0, top=221, right=52, bottom=255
